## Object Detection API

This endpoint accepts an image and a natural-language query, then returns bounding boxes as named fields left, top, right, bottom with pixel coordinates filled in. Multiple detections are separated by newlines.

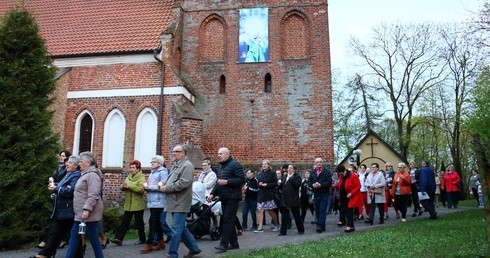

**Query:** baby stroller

left=187, top=181, right=221, bottom=240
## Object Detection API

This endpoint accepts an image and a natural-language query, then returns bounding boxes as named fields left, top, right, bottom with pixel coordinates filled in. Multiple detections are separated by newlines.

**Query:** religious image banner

left=238, top=7, right=269, bottom=63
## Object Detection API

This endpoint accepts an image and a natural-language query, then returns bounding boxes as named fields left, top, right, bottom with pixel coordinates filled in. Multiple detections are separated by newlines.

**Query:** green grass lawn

left=225, top=207, right=489, bottom=258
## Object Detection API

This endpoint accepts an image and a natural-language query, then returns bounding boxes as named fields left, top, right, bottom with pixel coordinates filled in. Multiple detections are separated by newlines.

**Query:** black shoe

left=184, top=249, right=202, bottom=258
left=316, top=228, right=322, bottom=233
left=337, top=222, right=346, bottom=227
left=379, top=220, right=384, bottom=224
left=58, top=241, right=68, bottom=249
left=278, top=233, right=286, bottom=236
left=298, top=231, right=304, bottom=235
left=110, top=239, right=122, bottom=246
left=164, top=236, right=172, bottom=243
left=228, top=244, right=240, bottom=250
left=344, top=227, right=355, bottom=233
left=412, top=213, right=417, bottom=217
left=134, top=240, right=144, bottom=245
left=310, top=221, right=316, bottom=224
left=365, top=220, right=373, bottom=225
left=418, top=210, right=423, bottom=216
left=215, top=245, right=227, bottom=253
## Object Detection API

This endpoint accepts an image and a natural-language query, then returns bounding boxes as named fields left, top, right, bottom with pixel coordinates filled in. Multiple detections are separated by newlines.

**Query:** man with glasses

left=160, top=145, right=201, bottom=258
left=308, top=158, right=332, bottom=233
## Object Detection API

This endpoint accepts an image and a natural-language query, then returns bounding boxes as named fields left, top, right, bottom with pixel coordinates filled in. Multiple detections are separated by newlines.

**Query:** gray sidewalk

left=2, top=205, right=470, bottom=258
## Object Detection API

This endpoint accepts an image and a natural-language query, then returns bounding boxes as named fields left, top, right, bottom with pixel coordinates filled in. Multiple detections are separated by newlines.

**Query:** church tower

left=171, top=0, right=333, bottom=165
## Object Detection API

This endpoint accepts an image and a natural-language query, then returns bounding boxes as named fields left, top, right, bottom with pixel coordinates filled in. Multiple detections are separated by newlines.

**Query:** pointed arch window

left=134, top=108, right=157, bottom=166
left=73, top=110, right=94, bottom=155
left=102, top=109, right=126, bottom=168
left=219, top=75, right=226, bottom=94
left=264, top=73, right=272, bottom=93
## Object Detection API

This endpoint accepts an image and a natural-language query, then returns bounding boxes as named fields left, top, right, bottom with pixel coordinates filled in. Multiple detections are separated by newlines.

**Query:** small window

left=219, top=75, right=226, bottom=94
left=264, top=73, right=272, bottom=93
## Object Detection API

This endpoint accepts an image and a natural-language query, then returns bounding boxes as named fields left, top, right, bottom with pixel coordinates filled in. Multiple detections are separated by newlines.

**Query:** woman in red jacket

left=390, top=162, right=412, bottom=222
left=335, top=165, right=362, bottom=232
left=441, top=164, right=461, bottom=208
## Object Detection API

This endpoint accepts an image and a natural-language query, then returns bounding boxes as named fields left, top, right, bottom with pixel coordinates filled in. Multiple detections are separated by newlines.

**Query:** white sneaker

left=254, top=228, right=264, bottom=233
left=271, top=226, right=280, bottom=232
left=401, top=219, right=406, bottom=222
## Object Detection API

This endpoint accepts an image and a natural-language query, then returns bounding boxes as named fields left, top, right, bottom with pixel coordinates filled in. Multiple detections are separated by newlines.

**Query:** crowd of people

left=33, top=147, right=485, bottom=258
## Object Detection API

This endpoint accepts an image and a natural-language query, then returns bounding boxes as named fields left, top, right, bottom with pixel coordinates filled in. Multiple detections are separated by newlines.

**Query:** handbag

left=373, top=187, right=384, bottom=194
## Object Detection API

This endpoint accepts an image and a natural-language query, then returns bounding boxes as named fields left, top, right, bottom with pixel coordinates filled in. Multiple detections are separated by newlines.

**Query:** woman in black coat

left=278, top=165, right=305, bottom=236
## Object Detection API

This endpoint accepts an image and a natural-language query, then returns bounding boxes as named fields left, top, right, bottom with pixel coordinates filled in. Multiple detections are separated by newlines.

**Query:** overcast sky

left=328, top=0, right=484, bottom=74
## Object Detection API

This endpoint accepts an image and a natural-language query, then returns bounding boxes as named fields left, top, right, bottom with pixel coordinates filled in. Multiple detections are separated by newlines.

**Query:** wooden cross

left=366, top=137, right=378, bottom=156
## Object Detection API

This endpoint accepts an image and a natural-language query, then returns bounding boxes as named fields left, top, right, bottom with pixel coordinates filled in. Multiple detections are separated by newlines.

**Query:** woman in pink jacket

left=441, top=164, right=461, bottom=209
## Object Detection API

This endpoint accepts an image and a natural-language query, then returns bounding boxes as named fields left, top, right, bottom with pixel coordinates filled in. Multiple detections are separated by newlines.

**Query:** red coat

left=442, top=171, right=461, bottom=192
left=335, top=173, right=362, bottom=208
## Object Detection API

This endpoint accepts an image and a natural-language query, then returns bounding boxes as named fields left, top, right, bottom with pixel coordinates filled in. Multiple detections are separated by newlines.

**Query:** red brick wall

left=51, top=0, right=333, bottom=204
left=60, top=63, right=181, bottom=161
left=177, top=0, right=333, bottom=164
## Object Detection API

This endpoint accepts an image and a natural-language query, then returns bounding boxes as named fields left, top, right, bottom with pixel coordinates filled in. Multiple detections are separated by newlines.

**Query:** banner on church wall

left=238, top=8, right=269, bottom=63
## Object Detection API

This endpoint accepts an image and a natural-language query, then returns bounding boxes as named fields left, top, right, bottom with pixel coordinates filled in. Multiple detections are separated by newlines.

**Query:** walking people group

left=36, top=146, right=473, bottom=258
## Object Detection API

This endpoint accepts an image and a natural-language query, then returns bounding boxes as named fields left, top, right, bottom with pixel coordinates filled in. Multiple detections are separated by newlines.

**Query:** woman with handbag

left=364, top=163, right=386, bottom=225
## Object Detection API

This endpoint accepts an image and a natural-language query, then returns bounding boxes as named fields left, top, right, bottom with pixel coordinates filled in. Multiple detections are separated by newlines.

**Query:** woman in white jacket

left=364, top=163, right=386, bottom=225
left=198, top=159, right=217, bottom=198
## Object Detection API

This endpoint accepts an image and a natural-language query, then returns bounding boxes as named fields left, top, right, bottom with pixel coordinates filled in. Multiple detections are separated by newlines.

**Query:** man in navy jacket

left=308, top=157, right=332, bottom=233
left=208, top=147, right=245, bottom=252
left=418, top=160, right=437, bottom=220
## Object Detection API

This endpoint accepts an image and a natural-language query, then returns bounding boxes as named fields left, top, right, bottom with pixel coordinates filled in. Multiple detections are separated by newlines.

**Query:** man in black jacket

left=308, top=157, right=333, bottom=233
left=208, top=147, right=245, bottom=253
left=242, top=169, right=258, bottom=230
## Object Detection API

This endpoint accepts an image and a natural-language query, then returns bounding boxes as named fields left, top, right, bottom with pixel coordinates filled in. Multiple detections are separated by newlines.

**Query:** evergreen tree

left=0, top=8, right=60, bottom=249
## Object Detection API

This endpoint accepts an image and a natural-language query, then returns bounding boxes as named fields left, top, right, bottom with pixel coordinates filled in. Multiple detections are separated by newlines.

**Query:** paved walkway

left=3, top=205, right=470, bottom=258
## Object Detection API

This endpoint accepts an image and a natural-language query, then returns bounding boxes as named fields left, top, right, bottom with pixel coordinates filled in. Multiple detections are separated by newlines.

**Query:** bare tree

left=472, top=1, right=490, bottom=47
left=438, top=24, right=485, bottom=178
left=350, top=23, right=446, bottom=159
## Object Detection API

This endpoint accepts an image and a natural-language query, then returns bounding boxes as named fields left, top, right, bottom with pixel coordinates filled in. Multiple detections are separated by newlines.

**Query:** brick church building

left=1, top=0, right=333, bottom=202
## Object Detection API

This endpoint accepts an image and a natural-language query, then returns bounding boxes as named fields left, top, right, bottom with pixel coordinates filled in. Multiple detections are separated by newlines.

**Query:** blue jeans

left=65, top=221, right=103, bottom=258
left=168, top=212, right=201, bottom=258
left=326, top=192, right=333, bottom=212
left=241, top=198, right=257, bottom=229
left=159, top=210, right=174, bottom=239
left=314, top=192, right=329, bottom=230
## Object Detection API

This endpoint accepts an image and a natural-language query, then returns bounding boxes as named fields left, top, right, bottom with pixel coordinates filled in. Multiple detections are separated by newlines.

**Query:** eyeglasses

left=172, top=150, right=183, bottom=153
left=150, top=161, right=158, bottom=163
